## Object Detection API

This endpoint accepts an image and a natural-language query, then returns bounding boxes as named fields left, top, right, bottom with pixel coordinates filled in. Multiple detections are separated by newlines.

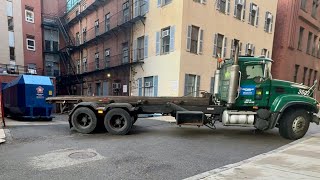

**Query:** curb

left=184, top=133, right=320, bottom=180
left=0, top=128, right=6, bottom=144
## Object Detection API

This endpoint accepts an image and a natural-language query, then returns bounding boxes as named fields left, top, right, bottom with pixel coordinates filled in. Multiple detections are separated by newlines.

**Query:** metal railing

left=0, top=64, right=42, bottom=75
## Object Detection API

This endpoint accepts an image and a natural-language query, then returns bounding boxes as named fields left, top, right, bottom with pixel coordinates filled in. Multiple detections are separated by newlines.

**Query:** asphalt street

left=0, top=115, right=319, bottom=180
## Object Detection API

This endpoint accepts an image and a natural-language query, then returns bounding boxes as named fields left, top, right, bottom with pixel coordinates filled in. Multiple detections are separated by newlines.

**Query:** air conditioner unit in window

left=162, top=30, right=170, bottom=37
left=112, top=83, right=121, bottom=89
left=82, top=27, right=87, bottom=32
left=252, top=5, right=258, bottom=11
left=145, top=82, right=152, bottom=88
left=236, top=0, right=244, bottom=5
left=28, top=69, right=37, bottom=75
left=248, top=44, right=253, bottom=50
left=83, top=58, right=87, bottom=63
left=95, top=54, right=99, bottom=58
left=267, top=13, right=273, bottom=19
left=105, top=50, right=110, bottom=56
left=95, top=21, right=99, bottom=26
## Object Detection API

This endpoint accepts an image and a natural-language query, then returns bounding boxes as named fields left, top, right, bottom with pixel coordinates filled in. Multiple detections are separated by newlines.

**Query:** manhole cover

left=68, top=152, right=97, bottom=159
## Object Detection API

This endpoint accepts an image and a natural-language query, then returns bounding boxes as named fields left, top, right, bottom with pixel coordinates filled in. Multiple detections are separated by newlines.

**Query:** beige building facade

left=0, top=0, right=24, bottom=69
left=131, top=0, right=278, bottom=97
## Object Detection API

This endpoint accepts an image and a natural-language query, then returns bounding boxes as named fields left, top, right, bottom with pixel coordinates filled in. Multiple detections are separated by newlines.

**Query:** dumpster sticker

left=240, top=86, right=256, bottom=96
left=36, top=86, right=44, bottom=99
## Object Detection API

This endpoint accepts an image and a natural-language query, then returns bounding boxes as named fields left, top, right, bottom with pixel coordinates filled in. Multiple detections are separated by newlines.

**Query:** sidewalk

left=186, top=133, right=320, bottom=180
left=0, top=123, right=5, bottom=144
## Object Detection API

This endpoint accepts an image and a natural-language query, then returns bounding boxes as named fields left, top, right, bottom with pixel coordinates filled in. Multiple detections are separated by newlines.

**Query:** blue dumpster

left=2, top=75, right=54, bottom=120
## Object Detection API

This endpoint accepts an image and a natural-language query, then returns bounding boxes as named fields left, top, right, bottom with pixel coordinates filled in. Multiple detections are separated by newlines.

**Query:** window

left=105, top=49, right=110, bottom=68
left=83, top=27, right=87, bottom=43
left=307, top=32, right=313, bottom=54
left=184, top=74, right=200, bottom=97
left=314, top=70, right=318, bottom=84
left=312, top=35, right=317, bottom=56
left=213, top=34, right=227, bottom=58
left=161, top=27, right=170, bottom=54
left=303, top=67, right=308, bottom=85
left=234, top=0, right=246, bottom=20
left=144, top=76, right=154, bottom=97
left=158, top=0, right=173, bottom=7
left=249, top=3, right=259, bottom=26
left=264, top=12, right=273, bottom=33
left=312, top=0, right=319, bottom=18
left=294, top=64, right=300, bottom=82
left=95, top=53, right=99, bottom=70
left=26, top=37, right=35, bottom=51
left=87, top=84, right=92, bottom=96
left=83, top=58, right=87, bottom=72
left=8, top=16, right=13, bottom=31
left=27, top=64, right=37, bottom=74
left=137, top=36, right=145, bottom=60
left=245, top=43, right=255, bottom=56
left=76, top=32, right=80, bottom=45
left=190, top=26, right=200, bottom=54
left=230, top=39, right=241, bottom=57
left=44, top=29, right=59, bottom=52
left=25, top=9, right=34, bottom=23
left=96, top=83, right=101, bottom=96
left=298, top=27, right=304, bottom=50
left=9, top=47, right=15, bottom=61
left=242, top=64, right=264, bottom=80
left=318, top=39, right=320, bottom=58
left=308, top=69, right=313, bottom=86
left=123, top=1, right=130, bottom=23
left=122, top=42, right=129, bottom=63
left=217, top=0, right=230, bottom=14
left=76, top=60, right=80, bottom=74
left=105, top=13, right=110, bottom=32
left=301, top=0, right=307, bottom=10
left=95, top=20, right=99, bottom=36
left=261, top=48, right=268, bottom=57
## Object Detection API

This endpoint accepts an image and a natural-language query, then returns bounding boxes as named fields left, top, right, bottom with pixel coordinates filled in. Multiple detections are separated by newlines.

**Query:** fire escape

left=56, top=0, right=147, bottom=95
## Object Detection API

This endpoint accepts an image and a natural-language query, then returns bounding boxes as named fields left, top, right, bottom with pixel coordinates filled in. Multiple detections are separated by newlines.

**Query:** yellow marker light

left=98, top=110, right=104, bottom=114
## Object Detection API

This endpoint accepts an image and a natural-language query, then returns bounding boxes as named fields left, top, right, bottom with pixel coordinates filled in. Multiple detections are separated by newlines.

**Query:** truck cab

left=216, top=56, right=319, bottom=139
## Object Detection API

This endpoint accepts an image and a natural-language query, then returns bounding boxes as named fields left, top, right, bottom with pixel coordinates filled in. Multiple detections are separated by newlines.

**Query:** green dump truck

left=47, top=42, right=320, bottom=140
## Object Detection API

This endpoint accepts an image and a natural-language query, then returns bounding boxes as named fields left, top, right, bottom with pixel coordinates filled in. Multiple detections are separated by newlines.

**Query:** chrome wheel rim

left=292, top=116, right=306, bottom=135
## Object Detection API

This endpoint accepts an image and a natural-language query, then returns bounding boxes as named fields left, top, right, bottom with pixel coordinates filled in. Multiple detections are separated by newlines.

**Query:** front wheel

left=279, top=109, right=310, bottom=140
left=104, top=108, right=133, bottom=135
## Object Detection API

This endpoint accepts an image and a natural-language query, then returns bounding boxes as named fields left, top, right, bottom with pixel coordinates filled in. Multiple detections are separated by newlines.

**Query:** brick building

left=272, top=0, right=320, bottom=96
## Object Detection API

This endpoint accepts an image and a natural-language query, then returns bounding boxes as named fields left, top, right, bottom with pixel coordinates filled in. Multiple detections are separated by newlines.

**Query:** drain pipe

left=227, top=40, right=240, bottom=108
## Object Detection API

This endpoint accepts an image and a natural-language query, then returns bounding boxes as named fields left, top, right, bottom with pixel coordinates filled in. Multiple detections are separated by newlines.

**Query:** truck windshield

left=243, top=64, right=264, bottom=80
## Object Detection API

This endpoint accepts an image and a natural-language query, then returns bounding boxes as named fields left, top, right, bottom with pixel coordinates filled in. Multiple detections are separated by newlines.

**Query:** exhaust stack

left=227, top=40, right=240, bottom=107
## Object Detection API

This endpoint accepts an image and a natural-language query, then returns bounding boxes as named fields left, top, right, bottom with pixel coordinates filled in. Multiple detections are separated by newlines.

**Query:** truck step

left=176, top=111, right=205, bottom=126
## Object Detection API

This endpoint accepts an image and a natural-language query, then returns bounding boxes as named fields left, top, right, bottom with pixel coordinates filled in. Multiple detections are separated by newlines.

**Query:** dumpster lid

left=3, top=75, right=53, bottom=89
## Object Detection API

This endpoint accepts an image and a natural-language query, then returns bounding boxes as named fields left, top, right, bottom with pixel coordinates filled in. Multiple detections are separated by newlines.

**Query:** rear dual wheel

left=104, top=108, right=133, bottom=135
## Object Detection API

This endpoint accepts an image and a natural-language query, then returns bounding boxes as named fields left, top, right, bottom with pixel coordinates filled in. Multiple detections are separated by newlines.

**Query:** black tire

left=132, top=114, right=138, bottom=125
left=279, top=109, right=310, bottom=140
left=104, top=108, right=132, bottom=135
left=71, top=107, right=97, bottom=134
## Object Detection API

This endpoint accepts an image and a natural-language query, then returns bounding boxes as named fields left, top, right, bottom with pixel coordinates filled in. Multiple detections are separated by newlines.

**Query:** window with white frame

left=25, top=9, right=34, bottom=23
left=312, top=0, right=319, bottom=18
left=245, top=43, right=255, bottom=56
left=264, top=12, right=273, bottom=33
left=26, top=36, right=35, bottom=51
left=216, top=0, right=230, bottom=14
left=184, top=74, right=201, bottom=97
left=249, top=3, right=259, bottom=27
left=234, top=0, right=246, bottom=20
left=161, top=27, right=170, bottom=54
left=213, top=34, right=227, bottom=58
left=230, top=39, right=241, bottom=57
left=105, top=49, right=110, bottom=67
